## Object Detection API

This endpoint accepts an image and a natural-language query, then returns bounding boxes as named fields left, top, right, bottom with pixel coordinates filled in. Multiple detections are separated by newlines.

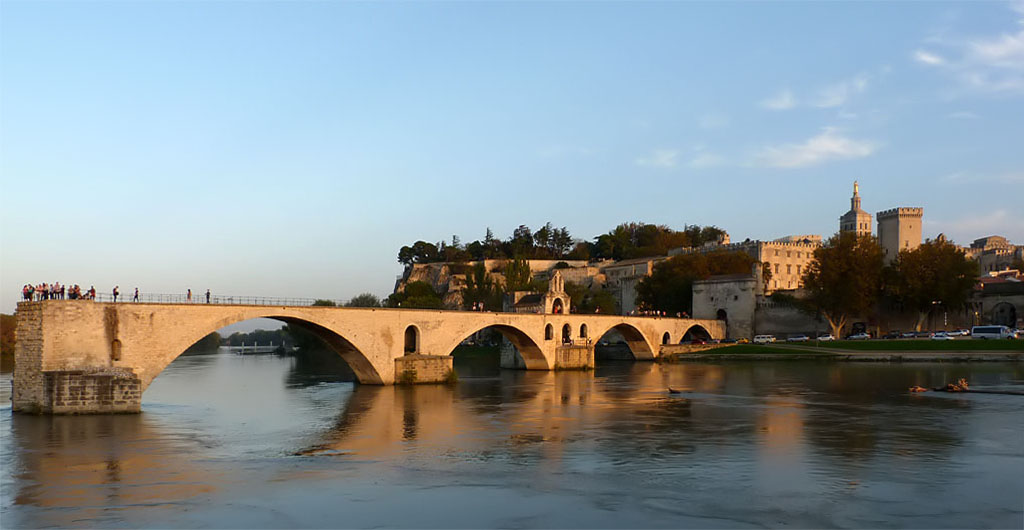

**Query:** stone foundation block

left=395, top=355, right=455, bottom=384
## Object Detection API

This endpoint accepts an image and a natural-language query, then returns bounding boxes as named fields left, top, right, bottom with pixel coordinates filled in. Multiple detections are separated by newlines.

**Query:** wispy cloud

left=755, top=127, right=877, bottom=168
left=635, top=149, right=679, bottom=168
left=946, top=110, right=980, bottom=119
left=940, top=171, right=1024, bottom=184
left=688, top=151, right=726, bottom=169
left=914, top=49, right=946, bottom=65
left=698, top=113, right=730, bottom=129
left=914, top=3, right=1024, bottom=94
left=926, top=209, right=1024, bottom=243
left=760, top=90, right=796, bottom=110
left=813, top=74, right=869, bottom=108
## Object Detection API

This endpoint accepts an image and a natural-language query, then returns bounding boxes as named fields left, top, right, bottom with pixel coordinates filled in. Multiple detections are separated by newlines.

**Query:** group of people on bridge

left=22, top=283, right=95, bottom=301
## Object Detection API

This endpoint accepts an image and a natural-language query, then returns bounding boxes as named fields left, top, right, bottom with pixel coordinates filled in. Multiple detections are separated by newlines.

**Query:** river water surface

left=2, top=351, right=1022, bottom=528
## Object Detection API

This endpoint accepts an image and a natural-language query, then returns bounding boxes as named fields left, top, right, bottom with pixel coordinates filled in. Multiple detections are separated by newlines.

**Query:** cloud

left=926, top=209, right=1024, bottom=243
left=760, top=90, right=796, bottom=110
left=914, top=49, right=946, bottom=65
left=698, top=113, right=730, bottom=129
left=914, top=3, right=1024, bottom=94
left=755, top=128, right=877, bottom=168
left=688, top=152, right=726, bottom=169
left=635, top=149, right=679, bottom=168
left=940, top=171, right=1024, bottom=183
left=813, top=74, right=869, bottom=108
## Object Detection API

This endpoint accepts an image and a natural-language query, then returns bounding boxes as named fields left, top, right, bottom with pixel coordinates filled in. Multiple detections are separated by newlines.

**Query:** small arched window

left=562, top=324, right=572, bottom=344
left=545, top=324, right=553, bottom=341
left=404, top=325, right=419, bottom=355
left=579, top=324, right=588, bottom=338
left=662, top=332, right=670, bottom=345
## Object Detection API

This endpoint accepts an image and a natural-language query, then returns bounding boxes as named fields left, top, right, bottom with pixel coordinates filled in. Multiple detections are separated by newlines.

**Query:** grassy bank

left=798, top=339, right=1024, bottom=352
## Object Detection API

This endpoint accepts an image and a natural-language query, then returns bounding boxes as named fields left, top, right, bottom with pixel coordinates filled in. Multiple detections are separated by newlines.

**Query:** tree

left=386, top=281, right=443, bottom=309
left=885, top=238, right=978, bottom=331
left=463, top=262, right=502, bottom=311
left=311, top=299, right=336, bottom=307
left=346, top=293, right=381, bottom=308
left=504, top=257, right=532, bottom=292
left=761, top=262, right=773, bottom=293
left=636, top=251, right=756, bottom=315
left=801, top=232, right=884, bottom=339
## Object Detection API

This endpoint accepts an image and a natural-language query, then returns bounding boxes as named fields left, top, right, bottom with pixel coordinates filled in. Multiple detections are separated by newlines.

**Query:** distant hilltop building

left=877, top=207, right=923, bottom=263
left=669, top=233, right=821, bottom=293
left=839, top=181, right=872, bottom=236
left=964, top=236, right=1024, bottom=274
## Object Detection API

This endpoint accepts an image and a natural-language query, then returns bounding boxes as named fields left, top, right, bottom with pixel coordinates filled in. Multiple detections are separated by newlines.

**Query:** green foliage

left=387, top=281, right=443, bottom=309
left=636, top=251, right=756, bottom=314
left=397, top=369, right=418, bottom=384
left=184, top=331, right=222, bottom=353
left=801, top=232, right=884, bottom=338
left=224, top=328, right=288, bottom=346
left=444, top=368, right=459, bottom=384
left=593, top=223, right=724, bottom=261
left=462, top=262, right=503, bottom=311
left=311, top=299, right=336, bottom=307
left=346, top=293, right=381, bottom=308
left=504, top=257, right=532, bottom=293
left=884, top=238, right=978, bottom=331
left=564, top=281, right=618, bottom=314
left=1, top=313, right=16, bottom=357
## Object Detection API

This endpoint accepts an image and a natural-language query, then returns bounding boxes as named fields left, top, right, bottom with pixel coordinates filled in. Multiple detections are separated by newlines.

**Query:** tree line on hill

left=397, top=222, right=726, bottom=265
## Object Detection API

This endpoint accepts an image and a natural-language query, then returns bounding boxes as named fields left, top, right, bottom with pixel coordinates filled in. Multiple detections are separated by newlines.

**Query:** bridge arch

left=150, top=313, right=385, bottom=391
left=442, top=323, right=549, bottom=370
left=592, top=322, right=655, bottom=360
left=682, top=324, right=711, bottom=342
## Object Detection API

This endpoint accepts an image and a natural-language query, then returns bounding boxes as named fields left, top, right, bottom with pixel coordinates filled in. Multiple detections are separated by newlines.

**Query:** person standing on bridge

left=187, top=289, right=192, bottom=302
left=133, top=288, right=139, bottom=302
left=205, top=289, right=210, bottom=303
left=112, top=286, right=119, bottom=302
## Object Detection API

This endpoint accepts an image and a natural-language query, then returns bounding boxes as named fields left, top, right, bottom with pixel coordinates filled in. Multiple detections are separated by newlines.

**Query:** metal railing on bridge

left=89, top=293, right=353, bottom=307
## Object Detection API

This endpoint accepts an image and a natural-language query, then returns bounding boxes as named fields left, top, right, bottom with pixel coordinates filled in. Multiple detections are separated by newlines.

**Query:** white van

left=971, top=325, right=1012, bottom=339
left=753, top=335, right=776, bottom=344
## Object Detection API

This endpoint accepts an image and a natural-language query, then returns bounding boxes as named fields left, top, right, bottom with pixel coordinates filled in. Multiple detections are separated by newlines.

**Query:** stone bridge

left=12, top=300, right=723, bottom=414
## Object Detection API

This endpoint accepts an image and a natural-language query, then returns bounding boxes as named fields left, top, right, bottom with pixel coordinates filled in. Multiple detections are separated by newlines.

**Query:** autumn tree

left=885, top=238, right=978, bottom=331
left=801, top=232, right=884, bottom=338
left=636, top=251, right=756, bottom=315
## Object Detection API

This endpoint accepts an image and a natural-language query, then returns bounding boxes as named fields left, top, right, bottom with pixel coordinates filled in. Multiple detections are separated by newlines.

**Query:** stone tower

left=877, top=207, right=923, bottom=263
left=839, top=180, right=872, bottom=236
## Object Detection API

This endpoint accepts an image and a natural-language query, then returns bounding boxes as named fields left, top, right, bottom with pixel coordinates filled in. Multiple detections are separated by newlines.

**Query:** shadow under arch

left=595, top=323, right=655, bottom=360
left=682, top=324, right=712, bottom=341
left=155, top=314, right=384, bottom=392
left=445, top=324, right=549, bottom=370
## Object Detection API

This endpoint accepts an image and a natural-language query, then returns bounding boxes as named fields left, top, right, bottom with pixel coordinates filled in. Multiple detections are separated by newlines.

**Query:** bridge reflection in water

left=3, top=351, right=1021, bottom=528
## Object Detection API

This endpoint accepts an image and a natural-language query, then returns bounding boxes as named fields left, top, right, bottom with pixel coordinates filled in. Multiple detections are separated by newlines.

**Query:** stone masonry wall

left=42, top=369, right=141, bottom=414
left=13, top=302, right=44, bottom=412
left=395, top=355, right=454, bottom=384
left=554, top=345, right=593, bottom=370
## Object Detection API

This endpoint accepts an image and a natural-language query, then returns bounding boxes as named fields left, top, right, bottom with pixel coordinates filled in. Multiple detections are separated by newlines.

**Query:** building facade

left=876, top=207, right=923, bottom=263
left=964, top=236, right=1024, bottom=274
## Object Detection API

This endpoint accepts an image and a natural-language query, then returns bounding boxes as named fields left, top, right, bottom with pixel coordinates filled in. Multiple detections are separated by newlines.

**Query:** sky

left=1, top=0, right=1023, bottom=315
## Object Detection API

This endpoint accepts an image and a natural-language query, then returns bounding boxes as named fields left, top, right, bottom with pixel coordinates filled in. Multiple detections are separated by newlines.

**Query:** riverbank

left=662, top=343, right=1023, bottom=363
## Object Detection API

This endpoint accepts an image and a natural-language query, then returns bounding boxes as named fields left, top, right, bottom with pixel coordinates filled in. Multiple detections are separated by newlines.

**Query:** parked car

left=972, top=325, right=1013, bottom=339
left=753, top=335, right=776, bottom=344
left=786, top=335, right=809, bottom=342
left=951, top=329, right=971, bottom=337
left=931, top=332, right=954, bottom=340
left=900, top=331, right=917, bottom=338
left=847, top=332, right=871, bottom=340
left=816, top=334, right=835, bottom=342
left=1010, top=328, right=1022, bottom=339
left=721, top=338, right=737, bottom=344
left=690, top=339, right=707, bottom=345
left=883, top=331, right=901, bottom=339
left=914, top=331, right=932, bottom=338
left=736, top=338, right=750, bottom=344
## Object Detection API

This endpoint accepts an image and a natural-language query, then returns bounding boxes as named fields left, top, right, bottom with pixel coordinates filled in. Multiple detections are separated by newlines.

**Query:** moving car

left=930, top=332, right=954, bottom=340
left=816, top=334, right=835, bottom=342
left=753, top=335, right=776, bottom=344
left=847, top=332, right=871, bottom=340
left=786, top=335, right=809, bottom=342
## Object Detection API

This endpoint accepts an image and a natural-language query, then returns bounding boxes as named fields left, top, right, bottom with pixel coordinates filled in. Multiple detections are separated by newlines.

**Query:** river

left=1, top=350, right=1022, bottom=528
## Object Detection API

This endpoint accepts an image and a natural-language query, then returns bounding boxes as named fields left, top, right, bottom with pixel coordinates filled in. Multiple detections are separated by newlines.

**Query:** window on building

left=796, top=265, right=801, bottom=274
left=905, top=240, right=909, bottom=247
left=774, top=250, right=779, bottom=256
left=787, top=251, right=791, bottom=258
left=774, top=263, right=780, bottom=273
left=796, top=252, right=801, bottom=258
left=786, top=264, right=791, bottom=274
